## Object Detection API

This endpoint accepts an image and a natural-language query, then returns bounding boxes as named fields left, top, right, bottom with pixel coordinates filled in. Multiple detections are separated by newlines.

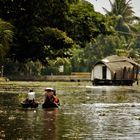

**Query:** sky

left=86, top=0, right=140, bottom=17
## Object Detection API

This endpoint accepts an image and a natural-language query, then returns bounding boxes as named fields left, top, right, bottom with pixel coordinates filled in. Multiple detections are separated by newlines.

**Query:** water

left=0, top=82, right=140, bottom=140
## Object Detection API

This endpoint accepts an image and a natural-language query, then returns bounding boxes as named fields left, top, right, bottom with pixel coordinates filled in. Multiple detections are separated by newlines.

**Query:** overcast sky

left=86, top=0, right=140, bottom=17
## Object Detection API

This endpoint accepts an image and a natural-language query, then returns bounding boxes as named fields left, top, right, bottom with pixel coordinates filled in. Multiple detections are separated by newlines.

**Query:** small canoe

left=21, top=102, right=38, bottom=108
left=42, top=102, right=59, bottom=108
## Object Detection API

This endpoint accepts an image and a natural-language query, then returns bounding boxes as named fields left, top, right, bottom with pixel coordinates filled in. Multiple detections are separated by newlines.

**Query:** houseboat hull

left=92, top=79, right=134, bottom=86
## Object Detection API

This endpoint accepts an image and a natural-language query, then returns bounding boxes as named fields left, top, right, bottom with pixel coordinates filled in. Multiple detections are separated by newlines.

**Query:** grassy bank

left=0, top=81, right=92, bottom=94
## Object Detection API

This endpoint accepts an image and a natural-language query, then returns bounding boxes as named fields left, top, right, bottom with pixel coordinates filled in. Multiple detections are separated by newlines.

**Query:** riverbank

left=0, top=77, right=9, bottom=82
left=7, top=73, right=91, bottom=82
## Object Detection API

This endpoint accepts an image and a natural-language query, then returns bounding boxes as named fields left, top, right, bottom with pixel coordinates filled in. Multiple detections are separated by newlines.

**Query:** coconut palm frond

left=102, top=7, right=111, bottom=15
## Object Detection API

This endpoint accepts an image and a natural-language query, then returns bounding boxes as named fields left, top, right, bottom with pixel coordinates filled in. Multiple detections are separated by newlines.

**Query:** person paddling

left=42, top=88, right=60, bottom=108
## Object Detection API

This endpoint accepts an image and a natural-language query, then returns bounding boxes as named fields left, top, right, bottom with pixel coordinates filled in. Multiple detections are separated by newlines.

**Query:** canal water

left=0, top=82, right=140, bottom=140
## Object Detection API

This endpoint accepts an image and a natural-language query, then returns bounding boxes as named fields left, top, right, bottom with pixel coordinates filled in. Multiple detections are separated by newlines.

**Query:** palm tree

left=103, top=0, right=139, bottom=57
left=103, top=0, right=138, bottom=34
left=103, top=0, right=135, bottom=22
left=0, top=18, right=13, bottom=59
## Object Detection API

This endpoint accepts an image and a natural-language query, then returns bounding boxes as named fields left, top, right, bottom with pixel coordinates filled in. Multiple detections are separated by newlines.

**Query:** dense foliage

left=0, top=0, right=109, bottom=63
left=66, top=1, right=111, bottom=47
left=0, top=19, right=13, bottom=59
left=0, top=0, right=140, bottom=77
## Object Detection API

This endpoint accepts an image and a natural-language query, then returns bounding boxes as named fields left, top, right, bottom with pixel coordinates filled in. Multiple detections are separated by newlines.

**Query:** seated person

left=42, top=88, right=60, bottom=108
left=25, top=89, right=35, bottom=104
left=22, top=89, right=38, bottom=108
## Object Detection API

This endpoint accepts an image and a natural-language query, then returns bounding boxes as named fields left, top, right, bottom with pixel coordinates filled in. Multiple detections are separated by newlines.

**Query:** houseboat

left=91, top=55, right=140, bottom=86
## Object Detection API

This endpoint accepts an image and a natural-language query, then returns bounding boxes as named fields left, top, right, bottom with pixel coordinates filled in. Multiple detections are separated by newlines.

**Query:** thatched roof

left=102, top=55, right=140, bottom=66
left=95, top=55, right=140, bottom=73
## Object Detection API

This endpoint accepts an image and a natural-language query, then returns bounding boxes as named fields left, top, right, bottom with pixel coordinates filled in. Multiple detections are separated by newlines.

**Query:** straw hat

left=45, top=87, right=54, bottom=91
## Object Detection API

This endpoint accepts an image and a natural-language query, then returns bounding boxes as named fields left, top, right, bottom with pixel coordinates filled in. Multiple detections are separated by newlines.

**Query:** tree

left=66, top=0, right=111, bottom=47
left=103, top=0, right=135, bottom=22
left=0, top=0, right=76, bottom=64
left=0, top=18, right=13, bottom=59
left=83, top=34, right=124, bottom=64
left=128, top=22, right=140, bottom=62
left=38, top=27, right=76, bottom=64
left=102, top=0, right=140, bottom=58
left=103, top=0, right=137, bottom=37
left=10, top=27, right=76, bottom=65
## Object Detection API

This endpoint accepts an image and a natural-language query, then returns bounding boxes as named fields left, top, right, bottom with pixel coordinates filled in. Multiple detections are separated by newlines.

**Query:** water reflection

left=41, top=108, right=59, bottom=140
left=1, top=85, right=140, bottom=139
